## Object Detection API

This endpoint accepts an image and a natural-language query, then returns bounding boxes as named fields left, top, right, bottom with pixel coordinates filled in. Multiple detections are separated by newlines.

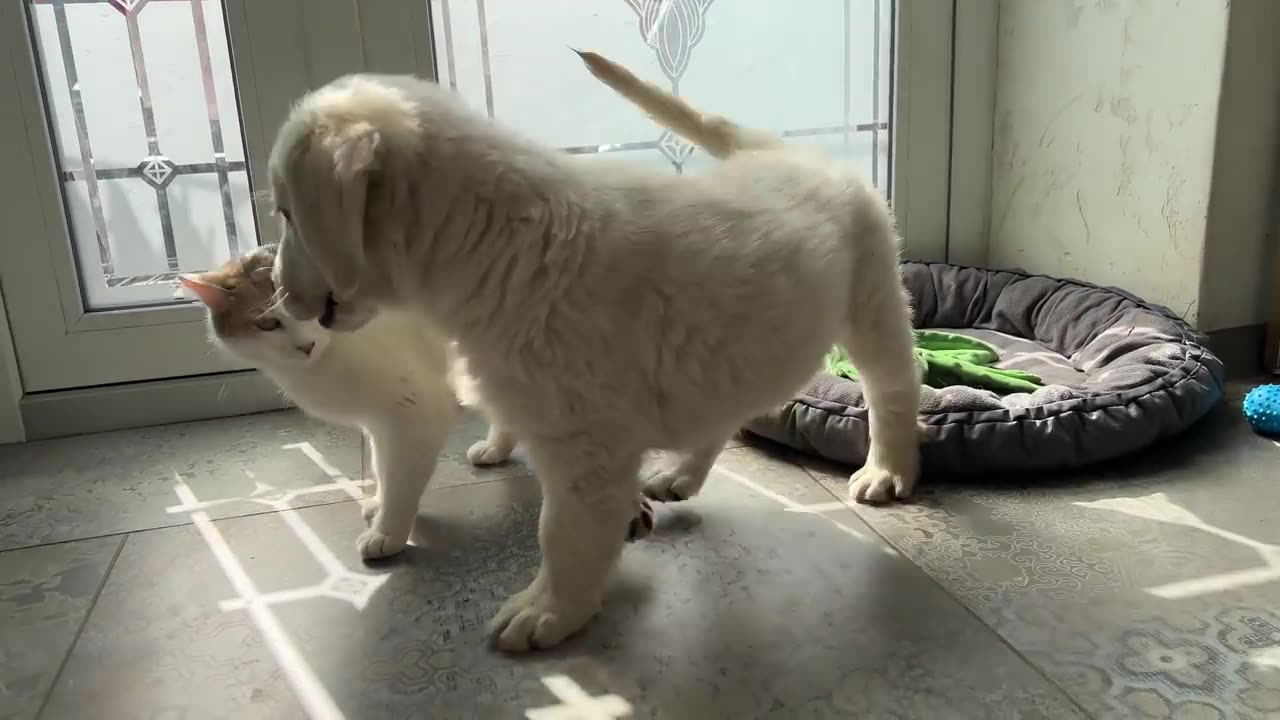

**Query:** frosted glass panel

left=430, top=0, right=892, bottom=188
left=28, top=0, right=259, bottom=310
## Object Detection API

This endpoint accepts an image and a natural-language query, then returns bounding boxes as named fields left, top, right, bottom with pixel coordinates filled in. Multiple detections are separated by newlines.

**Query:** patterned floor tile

left=0, top=537, right=121, bottom=720
left=0, top=410, right=362, bottom=551
left=802, top=401, right=1280, bottom=719
left=38, top=447, right=1080, bottom=719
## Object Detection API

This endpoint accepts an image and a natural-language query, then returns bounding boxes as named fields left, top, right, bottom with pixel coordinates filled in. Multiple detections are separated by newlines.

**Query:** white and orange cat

left=182, top=246, right=654, bottom=560
left=182, top=245, right=511, bottom=559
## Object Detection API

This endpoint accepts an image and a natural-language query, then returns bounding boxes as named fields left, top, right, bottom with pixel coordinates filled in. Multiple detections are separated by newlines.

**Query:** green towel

left=825, top=330, right=1043, bottom=395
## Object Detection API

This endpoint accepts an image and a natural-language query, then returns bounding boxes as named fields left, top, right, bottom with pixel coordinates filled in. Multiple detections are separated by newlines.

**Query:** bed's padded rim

left=743, top=262, right=1225, bottom=475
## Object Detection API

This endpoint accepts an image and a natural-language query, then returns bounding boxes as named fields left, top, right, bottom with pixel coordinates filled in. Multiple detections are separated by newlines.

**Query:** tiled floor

left=803, top=397, right=1280, bottom=720
left=0, top=392, right=1276, bottom=719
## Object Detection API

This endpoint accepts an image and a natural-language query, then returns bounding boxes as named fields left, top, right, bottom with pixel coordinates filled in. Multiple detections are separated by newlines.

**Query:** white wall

left=989, top=0, right=1231, bottom=325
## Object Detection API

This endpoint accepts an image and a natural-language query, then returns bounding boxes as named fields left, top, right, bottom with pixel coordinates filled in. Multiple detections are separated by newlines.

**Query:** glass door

left=0, top=0, right=430, bottom=393
left=1, top=0, right=958, bottom=408
left=423, top=0, right=952, bottom=259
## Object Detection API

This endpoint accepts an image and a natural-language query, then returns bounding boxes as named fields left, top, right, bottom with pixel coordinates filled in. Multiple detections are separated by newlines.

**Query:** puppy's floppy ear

left=328, top=121, right=381, bottom=181
left=303, top=120, right=382, bottom=299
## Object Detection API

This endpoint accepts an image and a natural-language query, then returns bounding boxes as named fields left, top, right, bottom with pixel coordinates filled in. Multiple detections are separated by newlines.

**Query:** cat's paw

left=486, top=582, right=596, bottom=652
left=626, top=498, right=656, bottom=542
left=360, top=497, right=381, bottom=524
left=356, top=527, right=407, bottom=560
left=467, top=439, right=512, bottom=466
left=641, top=468, right=703, bottom=502
left=848, top=463, right=915, bottom=505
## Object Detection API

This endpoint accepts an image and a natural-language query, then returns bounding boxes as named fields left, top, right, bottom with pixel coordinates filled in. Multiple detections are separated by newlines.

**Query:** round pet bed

left=744, top=262, right=1226, bottom=475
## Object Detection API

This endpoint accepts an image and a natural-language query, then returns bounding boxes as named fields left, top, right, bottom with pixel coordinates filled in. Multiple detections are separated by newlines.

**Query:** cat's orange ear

left=180, top=273, right=229, bottom=312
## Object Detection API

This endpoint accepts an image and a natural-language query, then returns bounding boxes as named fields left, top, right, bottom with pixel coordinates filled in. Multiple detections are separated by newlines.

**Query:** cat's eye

left=278, top=208, right=293, bottom=224
left=255, top=317, right=282, bottom=332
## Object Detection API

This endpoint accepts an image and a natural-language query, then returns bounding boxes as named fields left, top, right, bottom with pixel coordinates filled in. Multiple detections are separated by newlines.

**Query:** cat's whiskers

left=262, top=288, right=291, bottom=316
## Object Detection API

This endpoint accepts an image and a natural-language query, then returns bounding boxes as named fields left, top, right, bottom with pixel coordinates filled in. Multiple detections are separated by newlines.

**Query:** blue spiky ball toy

left=1243, top=384, right=1280, bottom=436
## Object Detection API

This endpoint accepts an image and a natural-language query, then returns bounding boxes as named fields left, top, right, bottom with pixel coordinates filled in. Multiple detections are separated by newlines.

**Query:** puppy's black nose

left=319, top=293, right=337, bottom=328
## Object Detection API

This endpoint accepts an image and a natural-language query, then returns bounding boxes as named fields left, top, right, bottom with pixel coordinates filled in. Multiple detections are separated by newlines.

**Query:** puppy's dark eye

left=255, top=317, right=282, bottom=332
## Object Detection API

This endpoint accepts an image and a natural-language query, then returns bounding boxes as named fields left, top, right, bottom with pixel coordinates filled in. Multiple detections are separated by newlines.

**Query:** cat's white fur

left=269, top=54, right=921, bottom=652
left=198, top=276, right=507, bottom=559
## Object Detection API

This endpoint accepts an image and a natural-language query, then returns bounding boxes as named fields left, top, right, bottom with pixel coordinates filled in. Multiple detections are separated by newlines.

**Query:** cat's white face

left=180, top=246, right=333, bottom=372
left=215, top=310, right=331, bottom=370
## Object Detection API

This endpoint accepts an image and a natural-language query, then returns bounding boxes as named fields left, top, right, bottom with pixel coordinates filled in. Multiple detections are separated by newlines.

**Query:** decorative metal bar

left=189, top=0, right=242, bottom=259
left=124, top=6, right=181, bottom=271
left=49, top=0, right=114, bottom=276
left=561, top=140, right=665, bottom=156
left=558, top=122, right=887, bottom=157
left=782, top=122, right=890, bottom=137
left=105, top=270, right=185, bottom=288
left=474, top=0, right=495, bottom=118
left=843, top=0, right=852, bottom=157
left=438, top=0, right=459, bottom=90
left=872, top=0, right=884, bottom=188
left=32, top=0, right=186, bottom=5
left=61, top=160, right=249, bottom=182
left=884, top=0, right=896, bottom=194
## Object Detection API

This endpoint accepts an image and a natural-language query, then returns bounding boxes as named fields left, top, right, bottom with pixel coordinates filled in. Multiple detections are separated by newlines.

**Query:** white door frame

left=892, top=0, right=955, bottom=262
left=894, top=0, right=998, bottom=266
left=0, top=286, right=23, bottom=444
left=946, top=0, right=998, bottom=267
left=0, top=0, right=272, bottom=392
left=2, top=0, right=995, bottom=441
left=0, top=0, right=431, bottom=394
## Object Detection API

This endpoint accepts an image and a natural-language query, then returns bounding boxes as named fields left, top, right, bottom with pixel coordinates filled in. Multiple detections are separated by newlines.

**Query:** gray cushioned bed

left=744, top=262, right=1226, bottom=475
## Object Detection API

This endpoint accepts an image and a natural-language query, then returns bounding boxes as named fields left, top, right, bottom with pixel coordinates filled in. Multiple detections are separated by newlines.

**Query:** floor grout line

left=34, top=533, right=128, bottom=720
left=0, top=474, right=531, bottom=558
left=794, top=463, right=1097, bottom=718
left=0, top=496, right=361, bottom=557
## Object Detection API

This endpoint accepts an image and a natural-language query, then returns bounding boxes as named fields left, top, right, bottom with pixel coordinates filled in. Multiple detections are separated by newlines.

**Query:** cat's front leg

left=360, top=434, right=385, bottom=523
left=358, top=405, right=453, bottom=560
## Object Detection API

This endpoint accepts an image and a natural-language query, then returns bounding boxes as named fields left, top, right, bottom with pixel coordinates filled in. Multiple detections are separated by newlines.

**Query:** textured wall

left=990, top=0, right=1230, bottom=324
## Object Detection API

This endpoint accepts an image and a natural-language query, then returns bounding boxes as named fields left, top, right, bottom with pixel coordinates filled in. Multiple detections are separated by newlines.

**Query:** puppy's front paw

left=356, top=527, right=407, bottom=560
left=466, top=439, right=512, bottom=466
left=486, top=583, right=596, bottom=652
left=360, top=497, right=381, bottom=524
left=641, top=469, right=702, bottom=502
left=848, top=464, right=915, bottom=505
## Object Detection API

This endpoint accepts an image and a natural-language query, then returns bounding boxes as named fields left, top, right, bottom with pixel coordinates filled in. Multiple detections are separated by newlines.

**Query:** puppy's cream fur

left=270, top=55, right=921, bottom=652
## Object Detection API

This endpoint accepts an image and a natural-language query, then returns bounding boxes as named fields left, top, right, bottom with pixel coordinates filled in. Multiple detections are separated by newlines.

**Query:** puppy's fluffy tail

left=574, top=49, right=780, bottom=159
